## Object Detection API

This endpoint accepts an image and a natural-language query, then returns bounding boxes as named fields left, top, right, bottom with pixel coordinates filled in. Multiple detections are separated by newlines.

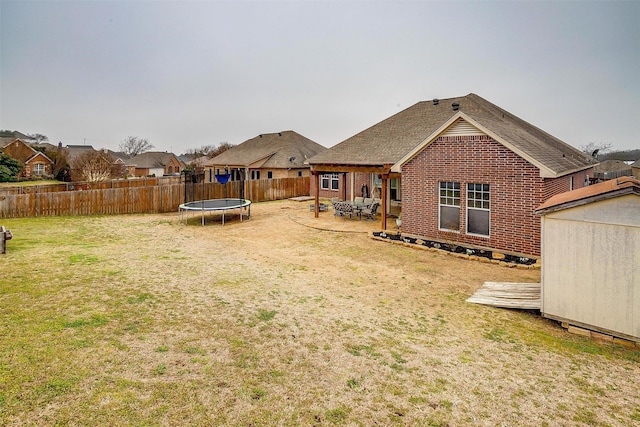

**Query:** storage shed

left=535, top=177, right=640, bottom=342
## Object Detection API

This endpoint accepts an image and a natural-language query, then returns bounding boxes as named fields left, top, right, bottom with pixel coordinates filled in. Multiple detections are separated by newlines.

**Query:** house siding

left=401, top=134, right=578, bottom=257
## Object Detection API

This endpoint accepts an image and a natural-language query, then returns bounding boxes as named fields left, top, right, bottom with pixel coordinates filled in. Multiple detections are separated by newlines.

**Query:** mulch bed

left=372, top=231, right=537, bottom=265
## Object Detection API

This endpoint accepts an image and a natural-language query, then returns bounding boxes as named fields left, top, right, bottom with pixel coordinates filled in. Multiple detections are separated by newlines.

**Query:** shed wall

left=541, top=195, right=640, bottom=341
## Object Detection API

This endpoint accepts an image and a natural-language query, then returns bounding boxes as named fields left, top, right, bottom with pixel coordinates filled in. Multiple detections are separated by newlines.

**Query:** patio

left=288, top=198, right=400, bottom=233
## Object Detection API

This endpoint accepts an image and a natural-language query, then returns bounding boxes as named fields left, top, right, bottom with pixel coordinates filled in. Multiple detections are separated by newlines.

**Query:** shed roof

left=536, top=176, right=640, bottom=214
left=205, top=130, right=326, bottom=169
left=307, top=93, right=593, bottom=177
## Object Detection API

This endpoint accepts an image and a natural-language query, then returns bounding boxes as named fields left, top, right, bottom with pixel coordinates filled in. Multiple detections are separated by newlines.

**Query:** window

left=251, top=170, right=261, bottom=180
left=321, top=173, right=339, bottom=191
left=330, top=173, right=339, bottom=190
left=267, top=171, right=273, bottom=179
left=321, top=174, right=330, bottom=190
left=439, top=182, right=460, bottom=231
left=298, top=171, right=302, bottom=177
left=467, top=183, right=490, bottom=236
left=33, top=163, right=45, bottom=176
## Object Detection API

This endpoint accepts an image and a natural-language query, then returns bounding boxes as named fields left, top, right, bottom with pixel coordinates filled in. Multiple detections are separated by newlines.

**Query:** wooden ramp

left=467, top=282, right=541, bottom=310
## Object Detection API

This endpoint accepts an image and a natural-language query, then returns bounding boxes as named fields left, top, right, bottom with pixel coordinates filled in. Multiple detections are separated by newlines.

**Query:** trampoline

left=179, top=198, right=251, bottom=226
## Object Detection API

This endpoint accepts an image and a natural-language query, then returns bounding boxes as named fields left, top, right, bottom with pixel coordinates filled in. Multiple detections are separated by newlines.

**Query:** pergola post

left=313, top=170, right=320, bottom=218
left=381, top=174, right=388, bottom=230
left=342, top=173, right=347, bottom=201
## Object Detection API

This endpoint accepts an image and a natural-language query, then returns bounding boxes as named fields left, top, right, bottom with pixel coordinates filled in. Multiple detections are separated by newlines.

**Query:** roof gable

left=26, top=150, right=53, bottom=165
left=1, top=138, right=40, bottom=163
left=394, top=113, right=576, bottom=178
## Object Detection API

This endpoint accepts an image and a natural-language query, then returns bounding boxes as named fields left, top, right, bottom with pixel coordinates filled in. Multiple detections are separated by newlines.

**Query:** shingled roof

left=205, top=131, right=326, bottom=169
left=126, top=152, right=179, bottom=168
left=307, top=93, right=593, bottom=178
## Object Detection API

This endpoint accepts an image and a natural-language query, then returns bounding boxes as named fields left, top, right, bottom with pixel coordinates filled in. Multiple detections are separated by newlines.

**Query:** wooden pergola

left=309, top=163, right=399, bottom=230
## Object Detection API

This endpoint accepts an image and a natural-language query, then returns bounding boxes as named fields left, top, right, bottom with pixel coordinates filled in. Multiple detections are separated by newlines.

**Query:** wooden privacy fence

left=0, top=176, right=182, bottom=196
left=0, top=177, right=310, bottom=218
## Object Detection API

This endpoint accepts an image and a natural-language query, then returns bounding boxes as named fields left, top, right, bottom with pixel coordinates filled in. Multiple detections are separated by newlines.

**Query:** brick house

left=203, top=131, right=326, bottom=183
left=125, top=152, right=184, bottom=177
left=308, top=94, right=595, bottom=257
left=1, top=138, right=54, bottom=179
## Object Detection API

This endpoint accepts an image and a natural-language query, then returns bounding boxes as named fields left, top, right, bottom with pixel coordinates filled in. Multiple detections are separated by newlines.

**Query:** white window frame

left=330, top=173, right=339, bottom=191
left=438, top=182, right=460, bottom=232
left=466, top=183, right=490, bottom=237
left=321, top=174, right=330, bottom=190
left=33, top=163, right=45, bottom=176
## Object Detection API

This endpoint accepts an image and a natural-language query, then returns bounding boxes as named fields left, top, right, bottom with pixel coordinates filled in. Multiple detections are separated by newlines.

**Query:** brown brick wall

left=543, top=168, right=594, bottom=200
left=311, top=172, right=373, bottom=200
left=402, top=135, right=573, bottom=257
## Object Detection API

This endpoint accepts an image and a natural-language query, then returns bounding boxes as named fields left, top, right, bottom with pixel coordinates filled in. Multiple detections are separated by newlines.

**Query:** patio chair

left=361, top=202, right=379, bottom=221
left=333, top=201, right=354, bottom=220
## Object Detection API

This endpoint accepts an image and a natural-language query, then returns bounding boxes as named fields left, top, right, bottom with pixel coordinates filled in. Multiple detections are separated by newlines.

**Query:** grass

left=0, top=180, right=63, bottom=187
left=0, top=204, right=638, bottom=426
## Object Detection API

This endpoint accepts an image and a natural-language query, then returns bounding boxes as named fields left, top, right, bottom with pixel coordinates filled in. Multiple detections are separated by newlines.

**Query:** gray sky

left=1, top=0, right=639, bottom=154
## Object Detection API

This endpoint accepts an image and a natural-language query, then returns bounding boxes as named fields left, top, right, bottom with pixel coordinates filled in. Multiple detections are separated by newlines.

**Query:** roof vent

left=452, top=102, right=460, bottom=111
left=433, top=99, right=439, bottom=105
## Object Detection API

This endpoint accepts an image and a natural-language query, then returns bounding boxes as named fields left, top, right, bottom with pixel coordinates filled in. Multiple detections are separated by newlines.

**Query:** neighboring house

left=66, top=145, right=125, bottom=181
left=535, top=177, right=640, bottom=342
left=629, top=159, right=640, bottom=180
left=1, top=138, right=54, bottom=179
left=308, top=93, right=595, bottom=257
left=125, top=152, right=184, bottom=177
left=593, top=159, right=632, bottom=181
left=203, top=131, right=326, bottom=184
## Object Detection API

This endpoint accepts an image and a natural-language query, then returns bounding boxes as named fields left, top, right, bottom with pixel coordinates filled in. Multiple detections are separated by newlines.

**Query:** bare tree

left=579, top=142, right=613, bottom=159
left=209, top=142, right=234, bottom=158
left=183, top=142, right=234, bottom=159
left=29, top=133, right=49, bottom=143
left=70, top=150, right=116, bottom=182
left=119, top=136, right=154, bottom=157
